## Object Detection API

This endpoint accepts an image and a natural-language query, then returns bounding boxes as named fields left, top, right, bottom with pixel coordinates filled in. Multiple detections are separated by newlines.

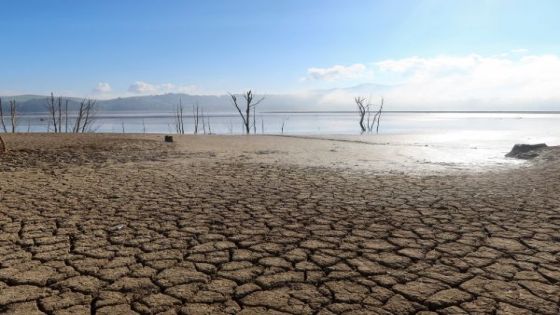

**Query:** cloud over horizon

left=312, top=52, right=560, bottom=109
left=305, top=64, right=371, bottom=81
left=128, top=81, right=199, bottom=95
left=93, top=82, right=112, bottom=94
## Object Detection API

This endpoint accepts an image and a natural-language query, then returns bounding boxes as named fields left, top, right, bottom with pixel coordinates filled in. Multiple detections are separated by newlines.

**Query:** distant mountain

left=0, top=84, right=396, bottom=113
left=0, top=95, right=84, bottom=113
left=3, top=84, right=559, bottom=113
left=0, top=93, right=325, bottom=113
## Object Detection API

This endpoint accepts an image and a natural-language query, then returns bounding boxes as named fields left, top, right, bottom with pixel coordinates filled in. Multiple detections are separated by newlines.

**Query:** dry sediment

left=0, top=134, right=559, bottom=314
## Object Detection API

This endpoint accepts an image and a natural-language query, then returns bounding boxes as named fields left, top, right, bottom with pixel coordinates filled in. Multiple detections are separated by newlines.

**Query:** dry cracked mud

left=0, top=134, right=559, bottom=315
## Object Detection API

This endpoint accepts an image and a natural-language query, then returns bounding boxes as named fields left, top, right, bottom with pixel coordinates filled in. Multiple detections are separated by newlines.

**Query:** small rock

left=505, top=143, right=547, bottom=159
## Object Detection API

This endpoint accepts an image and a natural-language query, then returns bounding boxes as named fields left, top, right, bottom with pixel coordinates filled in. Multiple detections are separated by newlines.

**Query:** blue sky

left=1, top=0, right=560, bottom=108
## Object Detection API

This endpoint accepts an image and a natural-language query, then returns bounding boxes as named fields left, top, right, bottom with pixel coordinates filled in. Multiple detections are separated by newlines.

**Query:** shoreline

left=0, top=133, right=530, bottom=174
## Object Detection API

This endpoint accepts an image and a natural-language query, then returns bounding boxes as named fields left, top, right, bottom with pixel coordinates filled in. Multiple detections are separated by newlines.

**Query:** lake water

left=8, top=111, right=560, bottom=144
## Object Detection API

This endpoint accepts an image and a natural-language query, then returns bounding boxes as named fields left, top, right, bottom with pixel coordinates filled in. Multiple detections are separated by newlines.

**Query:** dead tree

left=46, top=93, right=72, bottom=133
left=0, top=98, right=7, bottom=133
left=64, top=99, right=69, bottom=133
left=73, top=99, right=97, bottom=133
left=355, top=96, right=385, bottom=134
left=207, top=116, right=212, bottom=134
left=46, top=93, right=59, bottom=133
left=201, top=108, right=206, bottom=134
left=375, top=98, right=384, bottom=134
left=57, top=97, right=62, bottom=133
left=192, top=103, right=200, bottom=134
left=9, top=99, right=17, bottom=133
left=229, top=90, right=265, bottom=134
left=175, top=99, right=185, bottom=134
left=355, top=96, right=368, bottom=133
left=252, top=107, right=256, bottom=134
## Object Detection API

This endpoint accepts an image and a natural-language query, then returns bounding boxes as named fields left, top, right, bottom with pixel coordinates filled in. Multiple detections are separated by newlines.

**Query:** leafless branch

left=229, top=90, right=265, bottom=134
left=355, top=96, right=367, bottom=134
left=192, top=103, right=200, bottom=134
left=355, top=96, right=384, bottom=134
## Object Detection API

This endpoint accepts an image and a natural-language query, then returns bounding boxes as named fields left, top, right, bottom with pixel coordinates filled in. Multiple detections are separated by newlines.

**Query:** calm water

left=9, top=111, right=560, bottom=140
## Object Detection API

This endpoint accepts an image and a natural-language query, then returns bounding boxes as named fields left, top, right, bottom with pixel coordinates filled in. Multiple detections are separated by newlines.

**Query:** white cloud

left=128, top=81, right=199, bottom=95
left=306, top=64, right=371, bottom=81
left=314, top=53, right=560, bottom=109
left=93, top=82, right=112, bottom=94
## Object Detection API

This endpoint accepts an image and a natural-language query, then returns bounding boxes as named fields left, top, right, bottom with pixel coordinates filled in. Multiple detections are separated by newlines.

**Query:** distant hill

left=0, top=85, right=392, bottom=113
left=2, top=84, right=559, bottom=112
left=0, top=93, right=333, bottom=113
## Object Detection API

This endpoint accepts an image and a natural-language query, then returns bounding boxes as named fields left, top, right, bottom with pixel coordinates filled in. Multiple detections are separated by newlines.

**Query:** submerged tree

left=9, top=99, right=17, bottom=133
left=46, top=93, right=97, bottom=133
left=354, top=96, right=384, bottom=134
left=192, top=103, right=200, bottom=134
left=229, top=90, right=265, bottom=134
left=355, top=96, right=368, bottom=133
left=73, top=99, right=97, bottom=133
left=46, top=93, right=68, bottom=133
left=175, top=98, right=185, bottom=134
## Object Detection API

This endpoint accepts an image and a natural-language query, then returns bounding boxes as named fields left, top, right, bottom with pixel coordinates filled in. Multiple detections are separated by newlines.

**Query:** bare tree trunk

left=57, top=97, right=62, bottom=133
left=47, top=93, right=58, bottom=133
left=81, top=99, right=96, bottom=133
left=355, top=97, right=367, bottom=133
left=72, top=99, right=97, bottom=133
left=81, top=101, right=91, bottom=133
left=355, top=96, right=384, bottom=134
left=229, top=90, right=265, bottom=135
left=9, top=99, right=17, bottom=133
left=201, top=108, right=206, bottom=134
left=73, top=101, right=84, bottom=133
left=65, top=99, right=69, bottom=133
left=376, top=98, right=384, bottom=134
left=246, top=95, right=251, bottom=134
left=252, top=107, right=256, bottom=134
left=175, top=98, right=186, bottom=134
left=0, top=98, right=7, bottom=133
left=192, top=104, right=200, bottom=135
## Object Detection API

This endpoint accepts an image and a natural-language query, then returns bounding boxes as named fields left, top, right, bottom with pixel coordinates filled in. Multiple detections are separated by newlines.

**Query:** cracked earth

left=0, top=134, right=559, bottom=314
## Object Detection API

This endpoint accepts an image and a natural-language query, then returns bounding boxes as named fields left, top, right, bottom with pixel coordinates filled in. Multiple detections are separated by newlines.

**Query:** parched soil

left=0, top=134, right=559, bottom=315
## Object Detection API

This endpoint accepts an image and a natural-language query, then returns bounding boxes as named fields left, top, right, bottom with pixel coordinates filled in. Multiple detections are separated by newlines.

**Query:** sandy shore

left=0, top=133, right=559, bottom=314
